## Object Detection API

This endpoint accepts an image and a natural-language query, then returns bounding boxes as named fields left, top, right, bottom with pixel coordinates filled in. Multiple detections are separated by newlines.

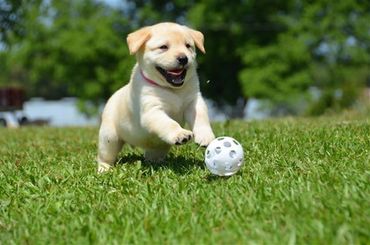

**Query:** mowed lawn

left=0, top=117, right=369, bottom=244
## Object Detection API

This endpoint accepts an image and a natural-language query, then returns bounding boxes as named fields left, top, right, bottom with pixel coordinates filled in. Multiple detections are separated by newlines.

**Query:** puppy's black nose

left=177, top=56, right=188, bottom=66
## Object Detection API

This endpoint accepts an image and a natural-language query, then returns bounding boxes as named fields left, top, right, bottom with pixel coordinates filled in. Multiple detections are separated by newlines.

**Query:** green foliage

left=240, top=0, right=370, bottom=115
left=0, top=0, right=134, bottom=115
left=0, top=0, right=29, bottom=45
left=1, top=0, right=369, bottom=116
left=1, top=117, right=369, bottom=243
left=240, top=35, right=311, bottom=104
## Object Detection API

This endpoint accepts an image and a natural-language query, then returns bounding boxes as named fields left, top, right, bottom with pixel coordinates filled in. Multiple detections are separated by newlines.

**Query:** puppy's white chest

left=162, top=96, right=186, bottom=122
left=143, top=87, right=189, bottom=122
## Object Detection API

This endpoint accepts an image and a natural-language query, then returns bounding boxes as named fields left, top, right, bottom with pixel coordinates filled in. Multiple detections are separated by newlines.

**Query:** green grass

left=0, top=117, right=369, bottom=244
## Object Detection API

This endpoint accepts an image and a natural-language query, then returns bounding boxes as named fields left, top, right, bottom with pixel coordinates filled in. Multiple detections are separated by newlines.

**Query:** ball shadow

left=205, top=174, right=232, bottom=182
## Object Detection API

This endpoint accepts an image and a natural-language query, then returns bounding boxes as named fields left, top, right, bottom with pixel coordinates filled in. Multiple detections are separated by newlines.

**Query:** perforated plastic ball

left=204, top=136, right=244, bottom=176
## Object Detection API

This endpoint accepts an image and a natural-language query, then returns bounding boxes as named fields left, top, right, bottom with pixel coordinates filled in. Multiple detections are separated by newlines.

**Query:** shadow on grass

left=117, top=152, right=204, bottom=176
left=117, top=153, right=144, bottom=165
left=205, top=175, right=232, bottom=182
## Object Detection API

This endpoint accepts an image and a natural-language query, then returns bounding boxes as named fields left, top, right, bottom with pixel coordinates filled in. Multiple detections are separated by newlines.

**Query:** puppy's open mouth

left=156, top=66, right=187, bottom=87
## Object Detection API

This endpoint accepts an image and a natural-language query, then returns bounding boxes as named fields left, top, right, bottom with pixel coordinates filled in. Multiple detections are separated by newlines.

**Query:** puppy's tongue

left=167, top=69, right=184, bottom=76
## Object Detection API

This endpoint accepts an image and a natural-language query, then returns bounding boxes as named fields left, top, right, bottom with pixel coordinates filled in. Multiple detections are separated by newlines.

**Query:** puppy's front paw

left=168, top=129, right=193, bottom=145
left=194, top=130, right=215, bottom=147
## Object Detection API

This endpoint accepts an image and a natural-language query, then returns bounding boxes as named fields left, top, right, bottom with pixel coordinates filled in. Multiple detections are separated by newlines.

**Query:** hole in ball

left=206, top=150, right=211, bottom=158
left=229, top=150, right=237, bottom=158
left=237, top=158, right=243, bottom=167
left=223, top=141, right=231, bottom=147
left=233, top=140, right=239, bottom=145
left=215, top=146, right=222, bottom=154
left=217, top=137, right=224, bottom=141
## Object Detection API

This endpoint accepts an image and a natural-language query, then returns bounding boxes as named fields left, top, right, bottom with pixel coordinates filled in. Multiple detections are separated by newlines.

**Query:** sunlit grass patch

left=0, top=117, right=369, bottom=244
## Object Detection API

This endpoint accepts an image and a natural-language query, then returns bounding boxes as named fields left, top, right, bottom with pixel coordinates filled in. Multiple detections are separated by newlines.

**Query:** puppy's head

left=127, top=22, right=205, bottom=88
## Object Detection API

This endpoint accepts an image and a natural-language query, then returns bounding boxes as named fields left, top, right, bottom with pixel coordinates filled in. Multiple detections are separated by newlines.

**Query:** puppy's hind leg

left=97, top=123, right=124, bottom=173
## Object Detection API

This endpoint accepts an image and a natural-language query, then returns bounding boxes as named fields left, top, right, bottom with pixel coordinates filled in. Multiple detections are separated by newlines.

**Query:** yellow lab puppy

left=97, top=22, right=215, bottom=173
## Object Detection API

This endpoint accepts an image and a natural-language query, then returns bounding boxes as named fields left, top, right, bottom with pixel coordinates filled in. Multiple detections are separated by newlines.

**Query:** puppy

left=97, top=22, right=215, bottom=173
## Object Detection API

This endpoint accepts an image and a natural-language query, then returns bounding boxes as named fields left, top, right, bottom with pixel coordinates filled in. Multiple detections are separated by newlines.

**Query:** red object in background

left=0, top=87, right=25, bottom=111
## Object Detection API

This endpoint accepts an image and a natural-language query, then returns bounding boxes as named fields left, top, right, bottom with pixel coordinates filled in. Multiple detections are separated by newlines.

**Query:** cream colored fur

left=97, top=22, right=215, bottom=173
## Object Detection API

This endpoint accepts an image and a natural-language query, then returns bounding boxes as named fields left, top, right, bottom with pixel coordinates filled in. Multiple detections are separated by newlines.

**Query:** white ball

left=204, top=136, right=244, bottom=176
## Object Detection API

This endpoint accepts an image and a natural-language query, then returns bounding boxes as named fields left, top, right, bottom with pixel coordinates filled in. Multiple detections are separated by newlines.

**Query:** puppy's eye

left=159, top=45, right=168, bottom=50
left=186, top=43, right=192, bottom=49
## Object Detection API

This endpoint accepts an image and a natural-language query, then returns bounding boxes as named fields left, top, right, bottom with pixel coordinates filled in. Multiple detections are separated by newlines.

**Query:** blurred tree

left=1, top=0, right=369, bottom=117
left=240, top=0, right=370, bottom=115
left=0, top=0, right=28, bottom=45
left=0, top=0, right=133, bottom=115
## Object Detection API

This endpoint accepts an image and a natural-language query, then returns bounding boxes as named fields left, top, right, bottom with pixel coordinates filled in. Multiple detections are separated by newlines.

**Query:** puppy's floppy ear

left=188, top=28, right=205, bottom=54
left=126, top=27, right=151, bottom=55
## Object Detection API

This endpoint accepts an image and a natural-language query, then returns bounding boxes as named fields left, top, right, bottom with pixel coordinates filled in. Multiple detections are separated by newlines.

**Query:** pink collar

left=140, top=70, right=160, bottom=87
